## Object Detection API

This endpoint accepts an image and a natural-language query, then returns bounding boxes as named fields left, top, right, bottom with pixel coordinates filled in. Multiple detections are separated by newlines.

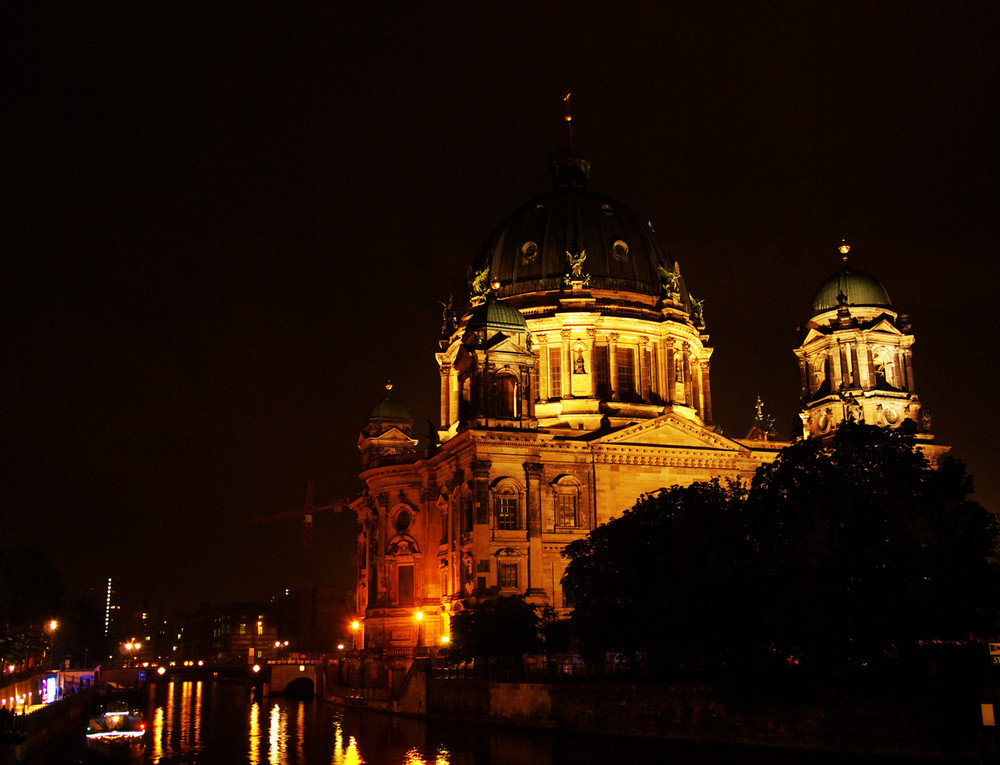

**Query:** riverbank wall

left=0, top=689, right=90, bottom=765
left=326, top=658, right=980, bottom=759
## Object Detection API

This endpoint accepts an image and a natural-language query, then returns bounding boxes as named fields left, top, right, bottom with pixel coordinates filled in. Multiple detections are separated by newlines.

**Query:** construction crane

left=227, top=483, right=349, bottom=652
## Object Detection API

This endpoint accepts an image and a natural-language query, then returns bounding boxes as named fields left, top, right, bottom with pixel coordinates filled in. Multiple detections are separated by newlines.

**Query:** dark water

left=51, top=679, right=825, bottom=764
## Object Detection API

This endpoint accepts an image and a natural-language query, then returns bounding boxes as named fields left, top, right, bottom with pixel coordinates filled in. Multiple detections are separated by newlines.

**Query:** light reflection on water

left=142, top=679, right=824, bottom=765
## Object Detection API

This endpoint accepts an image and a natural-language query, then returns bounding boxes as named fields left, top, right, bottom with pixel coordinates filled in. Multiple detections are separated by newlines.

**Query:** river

left=50, top=679, right=824, bottom=764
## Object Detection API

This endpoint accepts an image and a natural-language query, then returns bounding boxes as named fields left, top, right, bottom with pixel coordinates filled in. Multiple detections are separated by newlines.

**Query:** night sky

left=5, top=3, right=998, bottom=617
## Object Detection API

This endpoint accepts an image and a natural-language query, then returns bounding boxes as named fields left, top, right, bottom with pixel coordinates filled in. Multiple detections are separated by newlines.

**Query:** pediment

left=482, top=333, right=531, bottom=355
left=593, top=413, right=747, bottom=453
left=800, top=326, right=830, bottom=345
left=866, top=318, right=902, bottom=335
left=357, top=426, right=418, bottom=449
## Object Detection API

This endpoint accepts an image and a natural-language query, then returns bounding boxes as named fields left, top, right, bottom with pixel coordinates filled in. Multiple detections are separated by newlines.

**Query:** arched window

left=551, top=475, right=582, bottom=529
left=872, top=347, right=896, bottom=388
left=495, top=373, right=518, bottom=418
left=494, top=548, right=521, bottom=591
left=491, top=479, right=523, bottom=531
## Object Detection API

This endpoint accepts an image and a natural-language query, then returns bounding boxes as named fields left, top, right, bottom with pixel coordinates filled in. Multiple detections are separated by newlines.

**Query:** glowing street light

left=414, top=611, right=424, bottom=651
left=350, top=620, right=360, bottom=651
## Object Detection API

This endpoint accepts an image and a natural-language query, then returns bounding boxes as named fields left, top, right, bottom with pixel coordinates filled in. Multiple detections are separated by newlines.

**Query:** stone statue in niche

left=574, top=347, right=586, bottom=374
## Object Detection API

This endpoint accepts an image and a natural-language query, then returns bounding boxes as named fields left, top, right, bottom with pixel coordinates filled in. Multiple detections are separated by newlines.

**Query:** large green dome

left=470, top=151, right=675, bottom=302
left=810, top=266, right=892, bottom=316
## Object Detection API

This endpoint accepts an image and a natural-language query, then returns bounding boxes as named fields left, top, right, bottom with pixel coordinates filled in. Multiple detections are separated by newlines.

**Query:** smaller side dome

left=367, top=396, right=412, bottom=424
left=466, top=299, right=527, bottom=334
left=364, top=387, right=413, bottom=438
left=810, top=266, right=892, bottom=316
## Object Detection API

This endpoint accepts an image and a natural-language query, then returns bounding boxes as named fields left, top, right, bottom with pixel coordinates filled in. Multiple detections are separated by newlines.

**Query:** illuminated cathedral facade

left=349, top=139, right=935, bottom=654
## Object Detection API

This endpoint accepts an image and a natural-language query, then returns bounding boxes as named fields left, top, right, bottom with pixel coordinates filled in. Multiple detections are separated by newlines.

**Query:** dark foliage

left=448, top=595, right=541, bottom=664
left=562, top=478, right=752, bottom=675
left=561, top=423, right=1000, bottom=678
left=746, top=422, right=1000, bottom=670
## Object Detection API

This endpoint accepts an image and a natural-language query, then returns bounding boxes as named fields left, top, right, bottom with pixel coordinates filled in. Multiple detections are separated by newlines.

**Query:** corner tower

left=795, top=243, right=929, bottom=438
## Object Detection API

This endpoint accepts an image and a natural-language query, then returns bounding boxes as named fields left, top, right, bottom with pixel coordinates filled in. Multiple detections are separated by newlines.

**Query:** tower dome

left=364, top=384, right=413, bottom=438
left=810, top=266, right=892, bottom=317
left=466, top=298, right=528, bottom=334
left=359, top=384, right=418, bottom=469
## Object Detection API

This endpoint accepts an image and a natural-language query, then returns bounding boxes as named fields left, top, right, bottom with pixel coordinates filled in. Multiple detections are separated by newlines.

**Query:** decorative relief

left=521, top=241, right=539, bottom=263
left=523, top=462, right=543, bottom=479
left=387, top=534, right=419, bottom=557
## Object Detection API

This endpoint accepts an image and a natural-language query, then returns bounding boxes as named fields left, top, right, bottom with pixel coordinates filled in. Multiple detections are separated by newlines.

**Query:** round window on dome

left=612, top=240, right=630, bottom=261
left=601, top=204, right=613, bottom=216
left=394, top=509, right=411, bottom=532
left=521, top=241, right=538, bottom=263
left=533, top=204, right=546, bottom=215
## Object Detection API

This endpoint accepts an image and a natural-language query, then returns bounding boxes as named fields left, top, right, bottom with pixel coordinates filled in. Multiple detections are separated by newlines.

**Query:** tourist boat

left=83, top=709, right=147, bottom=761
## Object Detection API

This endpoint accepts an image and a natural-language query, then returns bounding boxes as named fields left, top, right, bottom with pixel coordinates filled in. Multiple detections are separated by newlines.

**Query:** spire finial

left=755, top=396, right=763, bottom=421
left=385, top=380, right=393, bottom=392
left=562, top=91, right=574, bottom=150
left=839, top=236, right=850, bottom=262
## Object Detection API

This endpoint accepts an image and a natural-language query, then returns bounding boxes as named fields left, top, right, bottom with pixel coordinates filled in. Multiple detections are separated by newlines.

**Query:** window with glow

left=616, top=347, right=635, bottom=398
left=595, top=345, right=610, bottom=397
left=496, top=374, right=517, bottom=418
left=497, top=496, right=518, bottom=530
left=556, top=493, right=578, bottom=527
left=548, top=346, right=562, bottom=398
left=498, top=562, right=518, bottom=589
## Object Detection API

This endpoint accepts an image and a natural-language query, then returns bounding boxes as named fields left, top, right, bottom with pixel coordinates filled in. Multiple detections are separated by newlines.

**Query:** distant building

left=350, top=140, right=937, bottom=655
left=177, top=603, right=281, bottom=663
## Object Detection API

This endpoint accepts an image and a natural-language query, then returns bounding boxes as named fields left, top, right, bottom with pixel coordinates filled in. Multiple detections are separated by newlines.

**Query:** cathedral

left=349, top=128, right=933, bottom=655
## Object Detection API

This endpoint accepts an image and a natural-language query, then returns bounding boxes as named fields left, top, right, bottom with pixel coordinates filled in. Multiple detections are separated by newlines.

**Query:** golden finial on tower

left=839, top=237, right=850, bottom=261
left=385, top=380, right=393, bottom=392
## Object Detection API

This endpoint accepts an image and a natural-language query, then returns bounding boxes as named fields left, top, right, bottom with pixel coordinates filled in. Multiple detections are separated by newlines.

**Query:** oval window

left=395, top=509, right=411, bottom=532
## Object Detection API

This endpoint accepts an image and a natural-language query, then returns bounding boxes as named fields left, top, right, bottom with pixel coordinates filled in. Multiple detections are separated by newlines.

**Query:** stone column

left=701, top=362, right=714, bottom=425
left=682, top=347, right=692, bottom=405
left=536, top=338, right=548, bottom=399
left=694, top=360, right=704, bottom=419
left=471, top=460, right=491, bottom=596
left=587, top=328, right=598, bottom=398
left=523, top=462, right=546, bottom=596
left=439, top=367, right=450, bottom=428
left=561, top=329, right=572, bottom=399
left=830, top=346, right=843, bottom=390
left=448, top=370, right=459, bottom=426
left=608, top=333, right=620, bottom=401
left=637, top=337, right=648, bottom=400
left=799, top=357, right=809, bottom=399
left=904, top=349, right=915, bottom=392
left=665, top=340, right=675, bottom=405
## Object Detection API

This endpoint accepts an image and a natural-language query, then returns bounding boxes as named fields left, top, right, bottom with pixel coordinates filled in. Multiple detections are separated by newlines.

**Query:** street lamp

left=350, top=620, right=360, bottom=651
left=45, top=620, right=58, bottom=668
left=123, top=640, right=141, bottom=667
